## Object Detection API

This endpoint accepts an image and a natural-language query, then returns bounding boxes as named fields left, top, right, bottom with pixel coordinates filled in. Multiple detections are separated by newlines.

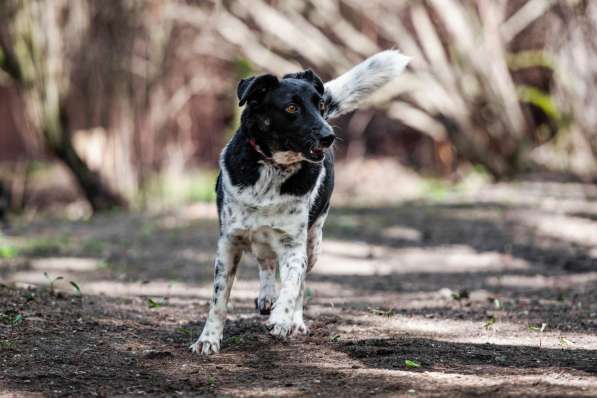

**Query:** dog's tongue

left=309, top=146, right=324, bottom=157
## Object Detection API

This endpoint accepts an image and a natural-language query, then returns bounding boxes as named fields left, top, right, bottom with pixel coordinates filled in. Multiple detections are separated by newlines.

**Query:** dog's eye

left=285, top=104, right=298, bottom=114
left=319, top=100, right=326, bottom=114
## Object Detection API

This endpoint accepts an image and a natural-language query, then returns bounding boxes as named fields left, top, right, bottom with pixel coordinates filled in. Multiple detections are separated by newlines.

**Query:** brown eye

left=319, top=100, right=326, bottom=114
left=286, top=104, right=298, bottom=113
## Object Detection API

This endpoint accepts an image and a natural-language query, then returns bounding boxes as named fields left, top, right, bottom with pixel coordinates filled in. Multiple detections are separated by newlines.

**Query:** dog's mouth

left=305, top=146, right=326, bottom=162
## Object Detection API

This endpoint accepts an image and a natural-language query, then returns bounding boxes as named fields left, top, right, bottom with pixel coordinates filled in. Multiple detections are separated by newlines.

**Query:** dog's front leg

left=266, top=243, right=307, bottom=338
left=191, top=237, right=241, bottom=355
left=256, top=257, right=277, bottom=315
left=291, top=278, right=308, bottom=335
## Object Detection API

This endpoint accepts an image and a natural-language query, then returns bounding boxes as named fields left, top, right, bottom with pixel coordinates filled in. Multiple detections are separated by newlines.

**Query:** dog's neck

left=221, top=127, right=325, bottom=198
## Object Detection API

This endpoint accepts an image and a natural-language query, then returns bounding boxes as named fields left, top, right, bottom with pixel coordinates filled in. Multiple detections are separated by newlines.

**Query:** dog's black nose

left=317, top=128, right=336, bottom=148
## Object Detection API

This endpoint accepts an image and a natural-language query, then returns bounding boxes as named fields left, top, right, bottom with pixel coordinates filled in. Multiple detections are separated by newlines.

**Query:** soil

left=1, top=176, right=597, bottom=397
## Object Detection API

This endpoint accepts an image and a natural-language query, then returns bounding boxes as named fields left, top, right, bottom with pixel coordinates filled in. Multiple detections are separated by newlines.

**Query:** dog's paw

left=267, top=320, right=292, bottom=338
left=190, top=332, right=221, bottom=355
left=266, top=312, right=293, bottom=338
left=291, top=320, right=309, bottom=336
left=255, top=296, right=275, bottom=315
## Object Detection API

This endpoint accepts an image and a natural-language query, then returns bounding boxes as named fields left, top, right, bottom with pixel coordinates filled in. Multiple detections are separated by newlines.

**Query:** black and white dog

left=191, top=51, right=410, bottom=355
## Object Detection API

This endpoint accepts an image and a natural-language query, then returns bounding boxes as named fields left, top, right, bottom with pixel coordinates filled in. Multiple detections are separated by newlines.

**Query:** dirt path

left=1, top=178, right=597, bottom=397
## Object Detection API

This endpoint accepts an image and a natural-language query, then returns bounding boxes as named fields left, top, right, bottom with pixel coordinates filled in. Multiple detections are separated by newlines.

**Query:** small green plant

left=147, top=297, right=165, bottom=309
left=24, top=236, right=70, bottom=256
left=177, top=327, right=193, bottom=342
left=528, top=323, right=547, bottom=348
left=0, top=311, right=23, bottom=326
left=329, top=334, right=340, bottom=343
left=528, top=323, right=547, bottom=333
left=0, top=245, right=18, bottom=259
left=419, top=179, right=452, bottom=201
left=207, top=376, right=216, bottom=387
left=69, top=281, right=81, bottom=296
left=141, top=223, right=158, bottom=237
left=22, top=291, right=35, bottom=302
left=368, top=307, right=396, bottom=317
left=81, top=239, right=109, bottom=256
left=227, top=335, right=243, bottom=345
left=494, top=355, right=508, bottom=363
left=483, top=315, right=497, bottom=331
left=305, top=287, right=314, bottom=305
left=451, top=289, right=470, bottom=302
left=559, top=336, right=574, bottom=348
left=43, top=272, right=64, bottom=294
left=405, top=359, right=421, bottom=369
left=0, top=339, right=16, bottom=350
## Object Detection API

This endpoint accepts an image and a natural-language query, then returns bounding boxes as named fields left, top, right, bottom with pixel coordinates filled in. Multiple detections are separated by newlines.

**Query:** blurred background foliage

left=0, top=0, right=595, bottom=216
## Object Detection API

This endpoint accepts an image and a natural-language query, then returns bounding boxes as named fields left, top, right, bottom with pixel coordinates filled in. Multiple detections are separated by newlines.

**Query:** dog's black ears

left=237, top=74, right=279, bottom=106
left=283, top=69, right=324, bottom=96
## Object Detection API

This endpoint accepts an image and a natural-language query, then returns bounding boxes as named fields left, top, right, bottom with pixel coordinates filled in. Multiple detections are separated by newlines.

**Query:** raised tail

left=324, top=50, right=410, bottom=119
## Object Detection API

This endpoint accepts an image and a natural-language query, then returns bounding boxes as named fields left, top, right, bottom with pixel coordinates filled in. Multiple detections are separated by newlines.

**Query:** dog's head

left=237, top=70, right=335, bottom=164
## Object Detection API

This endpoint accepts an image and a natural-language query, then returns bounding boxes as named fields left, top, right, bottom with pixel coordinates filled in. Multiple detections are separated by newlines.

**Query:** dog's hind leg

left=255, top=257, right=277, bottom=315
left=306, top=214, right=327, bottom=272
left=191, top=237, right=242, bottom=355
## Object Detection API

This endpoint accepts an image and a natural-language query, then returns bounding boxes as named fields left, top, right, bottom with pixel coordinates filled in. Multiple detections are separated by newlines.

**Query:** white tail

left=324, top=50, right=410, bottom=119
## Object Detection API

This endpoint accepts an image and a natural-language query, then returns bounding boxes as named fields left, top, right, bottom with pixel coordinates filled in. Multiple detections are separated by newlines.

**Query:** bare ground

left=1, top=176, right=597, bottom=397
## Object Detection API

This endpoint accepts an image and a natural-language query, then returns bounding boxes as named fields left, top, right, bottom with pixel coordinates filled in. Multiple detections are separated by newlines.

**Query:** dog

left=191, top=50, right=410, bottom=355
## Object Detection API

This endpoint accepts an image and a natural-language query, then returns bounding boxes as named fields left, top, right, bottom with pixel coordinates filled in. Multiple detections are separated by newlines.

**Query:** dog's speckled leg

left=291, top=279, right=308, bottom=335
left=256, top=257, right=277, bottom=315
left=191, top=238, right=241, bottom=355
left=266, top=245, right=306, bottom=338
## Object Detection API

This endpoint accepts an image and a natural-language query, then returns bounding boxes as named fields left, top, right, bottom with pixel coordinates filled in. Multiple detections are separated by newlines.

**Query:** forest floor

left=1, top=168, right=597, bottom=397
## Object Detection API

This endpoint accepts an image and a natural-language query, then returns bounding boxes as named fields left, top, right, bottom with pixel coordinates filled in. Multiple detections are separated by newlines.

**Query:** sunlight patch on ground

left=30, top=257, right=101, bottom=272
left=346, top=368, right=597, bottom=394
left=314, top=240, right=529, bottom=275
left=475, top=181, right=597, bottom=207
left=517, top=212, right=597, bottom=246
left=486, top=272, right=597, bottom=290
left=333, top=313, right=597, bottom=350
left=8, top=271, right=80, bottom=287
left=1, top=389, right=45, bottom=398
left=219, top=386, right=300, bottom=397
left=305, top=288, right=502, bottom=313
left=381, top=225, right=422, bottom=241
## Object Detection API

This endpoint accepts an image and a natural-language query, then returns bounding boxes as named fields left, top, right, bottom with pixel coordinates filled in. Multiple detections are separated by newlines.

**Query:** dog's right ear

left=237, top=74, right=279, bottom=106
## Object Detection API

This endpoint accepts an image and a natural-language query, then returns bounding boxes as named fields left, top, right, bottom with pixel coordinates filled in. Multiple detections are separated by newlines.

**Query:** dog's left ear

left=237, top=74, right=279, bottom=106
left=284, top=69, right=324, bottom=96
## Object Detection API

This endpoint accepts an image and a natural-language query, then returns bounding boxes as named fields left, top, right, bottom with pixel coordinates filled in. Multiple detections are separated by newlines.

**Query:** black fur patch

left=221, top=128, right=263, bottom=189
left=308, top=151, right=334, bottom=227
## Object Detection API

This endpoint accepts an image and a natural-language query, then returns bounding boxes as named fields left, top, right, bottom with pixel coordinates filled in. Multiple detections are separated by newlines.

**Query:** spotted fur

left=191, top=50, right=409, bottom=355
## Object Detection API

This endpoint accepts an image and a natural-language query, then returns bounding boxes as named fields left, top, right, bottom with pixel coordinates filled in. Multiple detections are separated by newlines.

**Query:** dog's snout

left=315, top=127, right=335, bottom=148
left=320, top=134, right=335, bottom=148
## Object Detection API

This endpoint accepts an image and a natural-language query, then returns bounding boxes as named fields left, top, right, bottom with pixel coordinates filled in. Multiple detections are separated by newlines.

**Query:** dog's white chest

left=219, top=161, right=314, bottom=256
left=221, top=200, right=308, bottom=250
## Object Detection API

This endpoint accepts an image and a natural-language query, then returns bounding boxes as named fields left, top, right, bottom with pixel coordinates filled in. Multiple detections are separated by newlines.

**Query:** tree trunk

left=1, top=2, right=128, bottom=213
left=47, top=109, right=127, bottom=213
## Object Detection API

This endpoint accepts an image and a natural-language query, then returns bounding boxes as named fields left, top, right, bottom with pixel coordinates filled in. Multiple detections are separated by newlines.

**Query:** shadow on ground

left=1, top=285, right=595, bottom=397
left=1, top=181, right=597, bottom=396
